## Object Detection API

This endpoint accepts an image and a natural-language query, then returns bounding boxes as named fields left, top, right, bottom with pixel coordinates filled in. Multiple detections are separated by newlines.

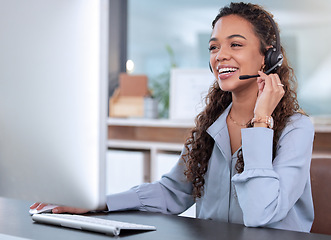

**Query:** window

left=128, top=0, right=331, bottom=117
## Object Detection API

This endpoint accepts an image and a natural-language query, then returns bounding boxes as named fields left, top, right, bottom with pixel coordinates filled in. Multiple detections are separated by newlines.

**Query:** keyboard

left=32, top=213, right=156, bottom=236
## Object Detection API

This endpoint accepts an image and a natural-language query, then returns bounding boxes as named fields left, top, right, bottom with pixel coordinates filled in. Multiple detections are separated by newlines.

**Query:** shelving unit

left=107, top=118, right=194, bottom=182
left=107, top=117, right=331, bottom=182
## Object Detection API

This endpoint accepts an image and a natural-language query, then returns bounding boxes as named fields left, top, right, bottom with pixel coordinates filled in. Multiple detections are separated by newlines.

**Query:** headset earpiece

left=262, top=12, right=283, bottom=74
left=265, top=47, right=276, bottom=71
left=264, top=46, right=283, bottom=74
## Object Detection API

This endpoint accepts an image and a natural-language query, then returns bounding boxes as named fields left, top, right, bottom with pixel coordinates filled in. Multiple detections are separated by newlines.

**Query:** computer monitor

left=0, top=0, right=109, bottom=210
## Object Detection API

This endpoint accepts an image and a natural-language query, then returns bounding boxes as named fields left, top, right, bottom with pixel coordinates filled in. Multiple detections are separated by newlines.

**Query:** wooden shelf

left=107, top=117, right=331, bottom=182
left=108, top=140, right=183, bottom=152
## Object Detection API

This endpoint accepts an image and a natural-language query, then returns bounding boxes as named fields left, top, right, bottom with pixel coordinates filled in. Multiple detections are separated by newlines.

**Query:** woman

left=31, top=2, right=314, bottom=232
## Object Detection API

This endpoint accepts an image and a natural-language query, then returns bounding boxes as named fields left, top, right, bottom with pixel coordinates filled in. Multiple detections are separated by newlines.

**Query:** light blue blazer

left=107, top=104, right=315, bottom=232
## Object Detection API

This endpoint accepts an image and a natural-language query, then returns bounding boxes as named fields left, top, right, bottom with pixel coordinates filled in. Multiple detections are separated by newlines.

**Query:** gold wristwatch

left=251, top=116, right=274, bottom=129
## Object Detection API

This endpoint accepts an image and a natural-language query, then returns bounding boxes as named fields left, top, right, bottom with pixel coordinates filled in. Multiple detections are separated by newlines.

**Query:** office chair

left=310, top=157, right=331, bottom=235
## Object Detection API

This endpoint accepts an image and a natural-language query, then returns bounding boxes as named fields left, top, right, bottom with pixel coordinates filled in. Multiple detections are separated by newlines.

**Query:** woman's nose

left=216, top=47, right=230, bottom=61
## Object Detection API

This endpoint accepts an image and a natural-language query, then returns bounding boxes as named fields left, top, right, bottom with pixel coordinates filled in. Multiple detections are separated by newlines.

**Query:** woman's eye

left=231, top=43, right=242, bottom=48
left=208, top=46, right=218, bottom=52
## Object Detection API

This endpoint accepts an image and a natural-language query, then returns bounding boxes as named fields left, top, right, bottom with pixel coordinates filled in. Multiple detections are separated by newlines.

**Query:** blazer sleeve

left=231, top=114, right=314, bottom=227
left=106, top=147, right=194, bottom=214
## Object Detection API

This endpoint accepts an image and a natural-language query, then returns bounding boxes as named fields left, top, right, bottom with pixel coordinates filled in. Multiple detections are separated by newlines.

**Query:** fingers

left=256, top=76, right=265, bottom=96
left=30, top=202, right=40, bottom=209
left=38, top=203, right=49, bottom=210
left=255, top=71, right=285, bottom=117
left=52, top=206, right=89, bottom=214
left=257, top=71, right=284, bottom=91
left=30, top=202, right=47, bottom=210
left=257, top=71, right=284, bottom=95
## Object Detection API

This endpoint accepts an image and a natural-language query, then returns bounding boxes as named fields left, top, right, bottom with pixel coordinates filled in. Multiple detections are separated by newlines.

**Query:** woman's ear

left=265, top=45, right=274, bottom=51
left=261, top=56, right=265, bottom=67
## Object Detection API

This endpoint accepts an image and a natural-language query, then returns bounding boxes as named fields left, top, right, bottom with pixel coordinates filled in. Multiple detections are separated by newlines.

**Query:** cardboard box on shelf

left=118, top=73, right=149, bottom=97
left=109, top=73, right=150, bottom=118
left=109, top=88, right=144, bottom=117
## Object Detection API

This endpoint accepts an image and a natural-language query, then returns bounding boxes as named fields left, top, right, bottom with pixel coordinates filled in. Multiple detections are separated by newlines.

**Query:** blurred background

left=127, top=0, right=331, bottom=117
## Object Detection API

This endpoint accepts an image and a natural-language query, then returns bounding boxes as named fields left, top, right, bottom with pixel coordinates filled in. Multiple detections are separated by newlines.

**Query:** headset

left=209, top=10, right=283, bottom=80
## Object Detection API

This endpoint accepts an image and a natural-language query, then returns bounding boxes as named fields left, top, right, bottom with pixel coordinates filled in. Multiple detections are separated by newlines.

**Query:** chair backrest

left=310, top=157, right=331, bottom=235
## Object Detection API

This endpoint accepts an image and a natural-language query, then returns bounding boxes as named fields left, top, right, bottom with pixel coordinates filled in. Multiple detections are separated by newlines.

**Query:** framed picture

left=169, top=68, right=215, bottom=120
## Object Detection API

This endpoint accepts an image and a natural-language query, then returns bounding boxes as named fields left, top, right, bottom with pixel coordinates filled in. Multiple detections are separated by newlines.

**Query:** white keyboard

left=32, top=213, right=156, bottom=236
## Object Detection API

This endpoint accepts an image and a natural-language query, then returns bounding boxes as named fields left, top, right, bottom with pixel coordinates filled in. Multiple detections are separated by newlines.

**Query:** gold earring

left=260, top=65, right=266, bottom=72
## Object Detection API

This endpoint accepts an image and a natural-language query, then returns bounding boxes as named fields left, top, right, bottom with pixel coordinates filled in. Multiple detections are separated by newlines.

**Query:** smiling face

left=209, top=14, right=265, bottom=92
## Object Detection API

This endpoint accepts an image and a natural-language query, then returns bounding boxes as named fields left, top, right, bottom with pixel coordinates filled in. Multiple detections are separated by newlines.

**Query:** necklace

left=228, top=112, right=251, bottom=127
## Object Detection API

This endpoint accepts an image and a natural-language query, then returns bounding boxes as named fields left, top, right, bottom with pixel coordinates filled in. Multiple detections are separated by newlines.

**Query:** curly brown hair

left=183, top=2, right=300, bottom=199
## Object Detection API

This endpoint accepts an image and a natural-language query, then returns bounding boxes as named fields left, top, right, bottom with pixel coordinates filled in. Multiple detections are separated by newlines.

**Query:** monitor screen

left=0, top=0, right=109, bottom=210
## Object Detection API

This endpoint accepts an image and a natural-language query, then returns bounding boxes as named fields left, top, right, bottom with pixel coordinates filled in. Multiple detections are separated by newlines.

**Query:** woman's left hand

left=30, top=202, right=90, bottom=214
left=254, top=71, right=285, bottom=117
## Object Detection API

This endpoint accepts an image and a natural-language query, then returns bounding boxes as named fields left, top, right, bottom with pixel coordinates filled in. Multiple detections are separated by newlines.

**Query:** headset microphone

left=239, top=57, right=283, bottom=80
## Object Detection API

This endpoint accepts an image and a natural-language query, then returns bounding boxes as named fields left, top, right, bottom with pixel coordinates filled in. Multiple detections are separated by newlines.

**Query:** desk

left=0, top=197, right=330, bottom=240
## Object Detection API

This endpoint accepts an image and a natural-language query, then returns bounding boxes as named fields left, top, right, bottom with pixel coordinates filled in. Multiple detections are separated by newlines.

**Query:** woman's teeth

left=218, top=67, right=238, bottom=74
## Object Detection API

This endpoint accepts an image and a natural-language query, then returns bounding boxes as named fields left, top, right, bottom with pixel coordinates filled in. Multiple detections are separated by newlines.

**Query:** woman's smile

left=217, top=65, right=239, bottom=80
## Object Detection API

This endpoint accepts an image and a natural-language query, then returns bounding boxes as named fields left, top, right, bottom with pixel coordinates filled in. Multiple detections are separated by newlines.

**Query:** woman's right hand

left=254, top=71, right=285, bottom=118
left=30, top=202, right=90, bottom=214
